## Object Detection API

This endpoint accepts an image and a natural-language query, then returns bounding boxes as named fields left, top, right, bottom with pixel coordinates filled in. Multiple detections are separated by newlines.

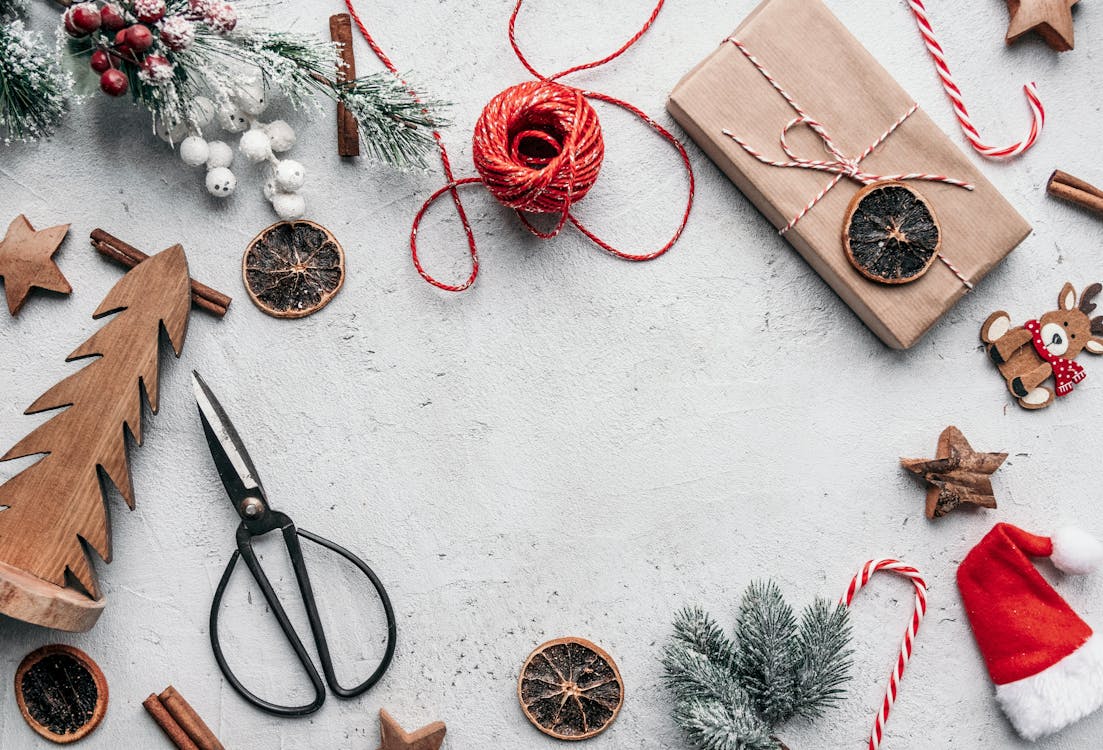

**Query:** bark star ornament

left=0, top=215, right=72, bottom=315
left=375, top=710, right=446, bottom=750
left=1006, top=0, right=1079, bottom=51
left=901, top=426, right=1007, bottom=519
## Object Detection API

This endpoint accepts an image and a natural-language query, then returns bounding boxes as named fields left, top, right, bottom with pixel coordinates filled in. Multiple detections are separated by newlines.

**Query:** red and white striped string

left=906, top=0, right=1044, bottom=159
left=841, top=559, right=929, bottom=750
left=723, top=37, right=974, bottom=289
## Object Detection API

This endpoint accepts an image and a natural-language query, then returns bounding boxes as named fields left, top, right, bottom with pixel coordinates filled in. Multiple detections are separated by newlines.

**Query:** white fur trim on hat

left=1052, top=527, right=1103, bottom=575
left=996, top=633, right=1103, bottom=740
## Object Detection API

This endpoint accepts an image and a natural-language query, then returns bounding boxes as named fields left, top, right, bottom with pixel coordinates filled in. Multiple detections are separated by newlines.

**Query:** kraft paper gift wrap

left=667, top=0, right=1031, bottom=349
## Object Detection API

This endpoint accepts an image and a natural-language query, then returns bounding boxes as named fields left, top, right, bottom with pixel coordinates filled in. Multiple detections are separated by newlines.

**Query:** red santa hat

left=957, top=522, right=1103, bottom=741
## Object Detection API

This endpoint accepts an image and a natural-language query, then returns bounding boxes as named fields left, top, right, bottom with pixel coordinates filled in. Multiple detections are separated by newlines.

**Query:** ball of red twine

left=341, top=0, right=694, bottom=291
left=473, top=80, right=604, bottom=215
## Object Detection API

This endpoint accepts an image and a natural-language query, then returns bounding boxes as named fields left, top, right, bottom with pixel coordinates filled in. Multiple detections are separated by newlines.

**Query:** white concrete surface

left=2, top=0, right=1103, bottom=747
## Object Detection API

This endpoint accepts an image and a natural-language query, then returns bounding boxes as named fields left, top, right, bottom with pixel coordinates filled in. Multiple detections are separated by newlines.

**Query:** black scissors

left=192, top=371, right=396, bottom=717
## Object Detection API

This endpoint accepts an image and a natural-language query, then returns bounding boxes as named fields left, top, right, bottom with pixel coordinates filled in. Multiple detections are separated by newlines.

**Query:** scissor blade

left=192, top=371, right=266, bottom=514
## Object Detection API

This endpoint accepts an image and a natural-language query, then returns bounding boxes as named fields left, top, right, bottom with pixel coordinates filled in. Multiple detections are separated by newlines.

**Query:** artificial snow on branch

left=60, top=0, right=448, bottom=215
left=663, top=581, right=852, bottom=750
left=0, top=1, right=72, bottom=142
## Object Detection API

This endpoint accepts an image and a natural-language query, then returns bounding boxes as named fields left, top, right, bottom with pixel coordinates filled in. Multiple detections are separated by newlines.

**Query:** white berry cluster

left=164, top=77, right=306, bottom=219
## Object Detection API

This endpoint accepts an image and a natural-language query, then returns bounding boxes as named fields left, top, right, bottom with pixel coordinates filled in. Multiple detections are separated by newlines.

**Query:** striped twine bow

left=906, top=0, right=1044, bottom=159
left=723, top=37, right=974, bottom=289
left=842, top=559, right=929, bottom=750
left=723, top=106, right=974, bottom=193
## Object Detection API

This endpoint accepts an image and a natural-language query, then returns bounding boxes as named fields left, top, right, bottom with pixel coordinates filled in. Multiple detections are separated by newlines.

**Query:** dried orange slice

left=243, top=220, right=345, bottom=318
left=15, top=644, right=108, bottom=744
left=518, top=637, right=624, bottom=741
left=843, top=181, right=941, bottom=285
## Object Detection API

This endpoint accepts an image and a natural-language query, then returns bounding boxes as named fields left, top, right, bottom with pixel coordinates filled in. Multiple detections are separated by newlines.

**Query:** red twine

left=344, top=0, right=695, bottom=291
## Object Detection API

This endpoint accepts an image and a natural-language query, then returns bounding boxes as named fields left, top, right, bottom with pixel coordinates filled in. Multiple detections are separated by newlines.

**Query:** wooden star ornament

left=901, top=426, right=1007, bottom=519
left=0, top=215, right=71, bottom=315
left=1006, top=0, right=1079, bottom=51
left=376, top=709, right=447, bottom=750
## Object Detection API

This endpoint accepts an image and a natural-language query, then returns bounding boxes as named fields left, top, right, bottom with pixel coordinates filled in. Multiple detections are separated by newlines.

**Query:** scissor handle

left=209, top=514, right=397, bottom=717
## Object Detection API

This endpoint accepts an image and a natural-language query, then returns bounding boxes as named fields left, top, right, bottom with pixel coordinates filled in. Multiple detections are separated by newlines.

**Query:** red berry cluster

left=64, top=1, right=236, bottom=99
left=65, top=2, right=170, bottom=97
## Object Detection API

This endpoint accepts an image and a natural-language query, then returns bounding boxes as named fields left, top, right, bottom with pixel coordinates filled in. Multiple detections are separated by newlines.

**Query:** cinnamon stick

left=143, top=694, right=200, bottom=750
left=159, top=686, right=225, bottom=750
left=90, top=229, right=231, bottom=317
left=1047, top=170, right=1103, bottom=216
left=330, top=14, right=361, bottom=157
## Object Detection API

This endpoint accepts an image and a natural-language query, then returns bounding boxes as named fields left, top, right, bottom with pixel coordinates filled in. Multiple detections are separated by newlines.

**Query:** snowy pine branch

left=663, top=584, right=852, bottom=750
left=793, top=597, right=852, bottom=718
left=0, top=19, right=72, bottom=142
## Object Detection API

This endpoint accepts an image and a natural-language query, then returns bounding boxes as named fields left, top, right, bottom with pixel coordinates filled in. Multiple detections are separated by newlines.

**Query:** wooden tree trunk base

left=0, top=560, right=104, bottom=632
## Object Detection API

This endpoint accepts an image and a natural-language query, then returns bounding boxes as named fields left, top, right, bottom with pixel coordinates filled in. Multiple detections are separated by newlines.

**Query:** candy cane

left=842, top=559, right=929, bottom=750
left=906, top=0, right=1044, bottom=158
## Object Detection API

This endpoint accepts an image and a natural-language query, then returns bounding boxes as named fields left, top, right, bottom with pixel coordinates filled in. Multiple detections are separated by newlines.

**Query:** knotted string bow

left=722, top=37, right=975, bottom=288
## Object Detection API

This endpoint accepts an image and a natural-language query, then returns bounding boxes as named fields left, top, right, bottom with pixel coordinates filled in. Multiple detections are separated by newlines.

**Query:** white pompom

left=205, top=140, right=234, bottom=170
left=264, top=120, right=296, bottom=152
left=1052, top=527, right=1103, bottom=575
left=216, top=104, right=250, bottom=133
left=205, top=167, right=237, bottom=198
left=190, top=96, right=216, bottom=128
left=155, top=115, right=189, bottom=143
left=274, top=159, right=306, bottom=192
left=239, top=129, right=272, bottom=162
left=271, top=191, right=306, bottom=220
left=262, top=177, right=278, bottom=201
left=179, top=136, right=210, bottom=167
left=233, top=78, right=268, bottom=116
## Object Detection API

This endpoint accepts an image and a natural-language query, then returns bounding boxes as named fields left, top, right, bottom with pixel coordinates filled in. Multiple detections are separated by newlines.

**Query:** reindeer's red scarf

left=1025, top=319, right=1086, bottom=396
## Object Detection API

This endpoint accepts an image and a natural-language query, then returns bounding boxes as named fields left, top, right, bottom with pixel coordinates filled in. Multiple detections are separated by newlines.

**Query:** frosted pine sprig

left=0, top=0, right=26, bottom=17
left=336, top=72, right=447, bottom=169
left=0, top=20, right=72, bottom=143
left=199, top=28, right=448, bottom=168
left=144, top=23, right=448, bottom=168
left=663, top=583, right=852, bottom=750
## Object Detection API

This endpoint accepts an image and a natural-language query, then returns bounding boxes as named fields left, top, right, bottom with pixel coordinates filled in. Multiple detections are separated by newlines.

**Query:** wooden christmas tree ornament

left=901, top=426, right=1007, bottom=519
left=15, top=644, right=108, bottom=744
left=376, top=709, right=447, bottom=750
left=0, top=214, right=71, bottom=315
left=0, top=244, right=193, bottom=632
left=1006, top=0, right=1078, bottom=51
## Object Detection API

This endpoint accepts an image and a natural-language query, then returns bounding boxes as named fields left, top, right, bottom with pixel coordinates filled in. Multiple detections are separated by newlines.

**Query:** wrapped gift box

left=668, top=0, right=1031, bottom=349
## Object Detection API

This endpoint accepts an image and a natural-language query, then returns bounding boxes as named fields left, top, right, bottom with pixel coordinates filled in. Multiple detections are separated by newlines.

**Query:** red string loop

left=346, top=0, right=695, bottom=291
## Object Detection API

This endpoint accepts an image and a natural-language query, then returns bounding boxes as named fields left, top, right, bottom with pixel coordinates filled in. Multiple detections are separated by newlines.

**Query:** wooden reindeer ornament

left=0, top=244, right=192, bottom=631
left=980, top=282, right=1103, bottom=410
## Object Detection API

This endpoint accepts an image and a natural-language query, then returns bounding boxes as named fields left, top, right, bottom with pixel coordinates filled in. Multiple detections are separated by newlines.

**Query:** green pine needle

left=734, top=581, right=800, bottom=725
left=663, top=583, right=852, bottom=750
left=793, top=598, right=853, bottom=718
left=0, top=20, right=72, bottom=143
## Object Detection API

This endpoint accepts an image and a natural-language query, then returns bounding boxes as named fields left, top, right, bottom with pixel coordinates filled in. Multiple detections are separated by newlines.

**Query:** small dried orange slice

left=518, top=637, right=624, bottom=741
left=843, top=181, right=941, bottom=285
left=243, top=220, right=345, bottom=318
left=15, top=644, right=108, bottom=744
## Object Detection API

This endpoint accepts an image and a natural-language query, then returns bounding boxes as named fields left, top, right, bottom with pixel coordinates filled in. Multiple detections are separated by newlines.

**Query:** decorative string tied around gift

left=722, top=36, right=975, bottom=290
left=842, top=559, right=929, bottom=750
left=344, top=0, right=694, bottom=292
